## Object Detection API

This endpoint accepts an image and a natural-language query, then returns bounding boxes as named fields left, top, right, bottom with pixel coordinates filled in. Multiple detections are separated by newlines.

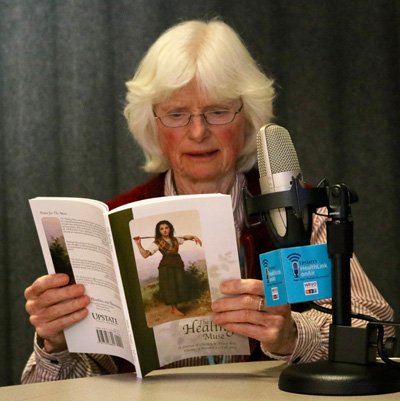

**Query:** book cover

left=108, top=194, right=250, bottom=376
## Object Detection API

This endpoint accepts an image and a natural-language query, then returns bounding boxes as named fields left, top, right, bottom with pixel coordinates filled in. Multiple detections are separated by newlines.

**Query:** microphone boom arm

left=243, top=177, right=400, bottom=395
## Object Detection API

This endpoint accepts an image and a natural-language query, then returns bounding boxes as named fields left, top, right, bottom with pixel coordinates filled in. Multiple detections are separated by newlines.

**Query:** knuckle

left=238, top=308, right=252, bottom=321
left=58, top=309, right=87, bottom=329
left=50, top=303, right=71, bottom=321
left=32, top=274, right=64, bottom=295
left=29, top=314, right=40, bottom=328
left=248, top=280, right=261, bottom=294
left=51, top=297, right=88, bottom=321
left=241, top=294, right=255, bottom=308
left=25, top=276, right=48, bottom=298
left=32, top=276, right=47, bottom=292
left=40, top=289, right=55, bottom=305
left=25, top=300, right=35, bottom=315
left=24, top=286, right=32, bottom=300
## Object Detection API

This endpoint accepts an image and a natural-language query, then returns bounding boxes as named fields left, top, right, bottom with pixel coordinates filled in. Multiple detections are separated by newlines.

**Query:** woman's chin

left=180, top=163, right=228, bottom=181
left=184, top=170, right=223, bottom=182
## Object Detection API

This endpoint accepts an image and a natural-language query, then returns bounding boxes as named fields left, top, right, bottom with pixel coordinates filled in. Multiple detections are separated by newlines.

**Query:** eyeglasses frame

left=153, top=104, right=244, bottom=128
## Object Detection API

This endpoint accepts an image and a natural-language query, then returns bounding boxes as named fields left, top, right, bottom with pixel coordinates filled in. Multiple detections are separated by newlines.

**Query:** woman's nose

left=187, top=115, right=209, bottom=142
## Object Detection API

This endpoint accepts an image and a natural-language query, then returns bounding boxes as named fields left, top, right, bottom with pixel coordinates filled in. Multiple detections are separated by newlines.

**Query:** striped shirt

left=21, top=173, right=394, bottom=383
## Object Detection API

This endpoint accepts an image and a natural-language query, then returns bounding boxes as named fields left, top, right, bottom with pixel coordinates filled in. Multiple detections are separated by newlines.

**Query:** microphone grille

left=259, top=124, right=300, bottom=175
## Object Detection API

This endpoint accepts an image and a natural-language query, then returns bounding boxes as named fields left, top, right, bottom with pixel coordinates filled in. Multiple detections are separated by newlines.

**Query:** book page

left=108, top=194, right=250, bottom=376
left=29, top=198, right=134, bottom=364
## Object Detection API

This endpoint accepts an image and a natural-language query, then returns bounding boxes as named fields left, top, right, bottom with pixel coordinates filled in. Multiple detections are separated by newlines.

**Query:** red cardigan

left=106, top=170, right=276, bottom=367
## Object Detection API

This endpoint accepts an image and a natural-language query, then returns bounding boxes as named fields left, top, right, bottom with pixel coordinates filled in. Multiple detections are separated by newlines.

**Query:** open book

left=29, top=194, right=250, bottom=377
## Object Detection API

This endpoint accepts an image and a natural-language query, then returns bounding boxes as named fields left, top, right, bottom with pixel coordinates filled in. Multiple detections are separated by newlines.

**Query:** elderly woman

left=22, top=19, right=393, bottom=383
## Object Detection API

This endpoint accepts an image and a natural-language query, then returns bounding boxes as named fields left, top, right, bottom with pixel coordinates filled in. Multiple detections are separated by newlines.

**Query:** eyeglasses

left=154, top=104, right=243, bottom=128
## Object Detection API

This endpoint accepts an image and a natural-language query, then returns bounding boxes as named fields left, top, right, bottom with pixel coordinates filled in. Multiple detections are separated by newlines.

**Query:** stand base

left=279, top=360, right=400, bottom=395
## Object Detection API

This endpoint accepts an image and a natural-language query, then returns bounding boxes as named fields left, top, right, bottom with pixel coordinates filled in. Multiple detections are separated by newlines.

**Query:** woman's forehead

left=155, top=80, right=239, bottom=110
left=156, top=93, right=239, bottom=111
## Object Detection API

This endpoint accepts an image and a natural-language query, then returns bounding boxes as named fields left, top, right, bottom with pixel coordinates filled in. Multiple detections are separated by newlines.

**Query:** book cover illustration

left=109, top=195, right=250, bottom=373
left=130, top=209, right=210, bottom=328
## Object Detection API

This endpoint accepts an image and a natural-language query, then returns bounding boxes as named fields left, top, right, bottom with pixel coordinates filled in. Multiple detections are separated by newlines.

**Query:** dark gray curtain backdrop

left=1, top=0, right=399, bottom=386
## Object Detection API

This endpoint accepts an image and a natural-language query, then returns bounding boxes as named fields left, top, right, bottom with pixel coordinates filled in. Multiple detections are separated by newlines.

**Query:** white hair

left=124, top=19, right=275, bottom=172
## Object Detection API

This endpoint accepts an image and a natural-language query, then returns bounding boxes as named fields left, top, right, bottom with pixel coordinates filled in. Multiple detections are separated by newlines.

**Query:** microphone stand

left=243, top=179, right=400, bottom=395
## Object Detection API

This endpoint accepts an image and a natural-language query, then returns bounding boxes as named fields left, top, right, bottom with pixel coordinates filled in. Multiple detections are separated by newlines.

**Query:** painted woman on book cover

left=134, top=219, right=202, bottom=319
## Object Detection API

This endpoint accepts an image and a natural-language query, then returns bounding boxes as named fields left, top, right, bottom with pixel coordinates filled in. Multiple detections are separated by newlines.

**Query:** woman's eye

left=167, top=112, right=186, bottom=119
left=209, top=110, right=229, bottom=116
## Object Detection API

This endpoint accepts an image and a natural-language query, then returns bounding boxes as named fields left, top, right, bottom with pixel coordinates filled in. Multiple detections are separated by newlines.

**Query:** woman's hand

left=211, top=279, right=297, bottom=356
left=183, top=235, right=202, bottom=246
left=133, top=237, right=151, bottom=258
left=24, top=274, right=90, bottom=353
left=192, top=236, right=202, bottom=246
left=133, top=236, right=142, bottom=245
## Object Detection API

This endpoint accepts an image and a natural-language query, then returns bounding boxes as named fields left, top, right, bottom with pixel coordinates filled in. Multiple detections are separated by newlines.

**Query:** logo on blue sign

left=262, top=259, right=270, bottom=283
left=287, top=253, right=301, bottom=278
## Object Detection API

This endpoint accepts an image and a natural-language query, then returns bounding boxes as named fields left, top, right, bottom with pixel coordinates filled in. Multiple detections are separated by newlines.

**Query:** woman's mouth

left=186, top=150, right=219, bottom=158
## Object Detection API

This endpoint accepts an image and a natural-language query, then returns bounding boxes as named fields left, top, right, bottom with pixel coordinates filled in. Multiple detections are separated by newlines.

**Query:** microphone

left=256, top=123, right=310, bottom=247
